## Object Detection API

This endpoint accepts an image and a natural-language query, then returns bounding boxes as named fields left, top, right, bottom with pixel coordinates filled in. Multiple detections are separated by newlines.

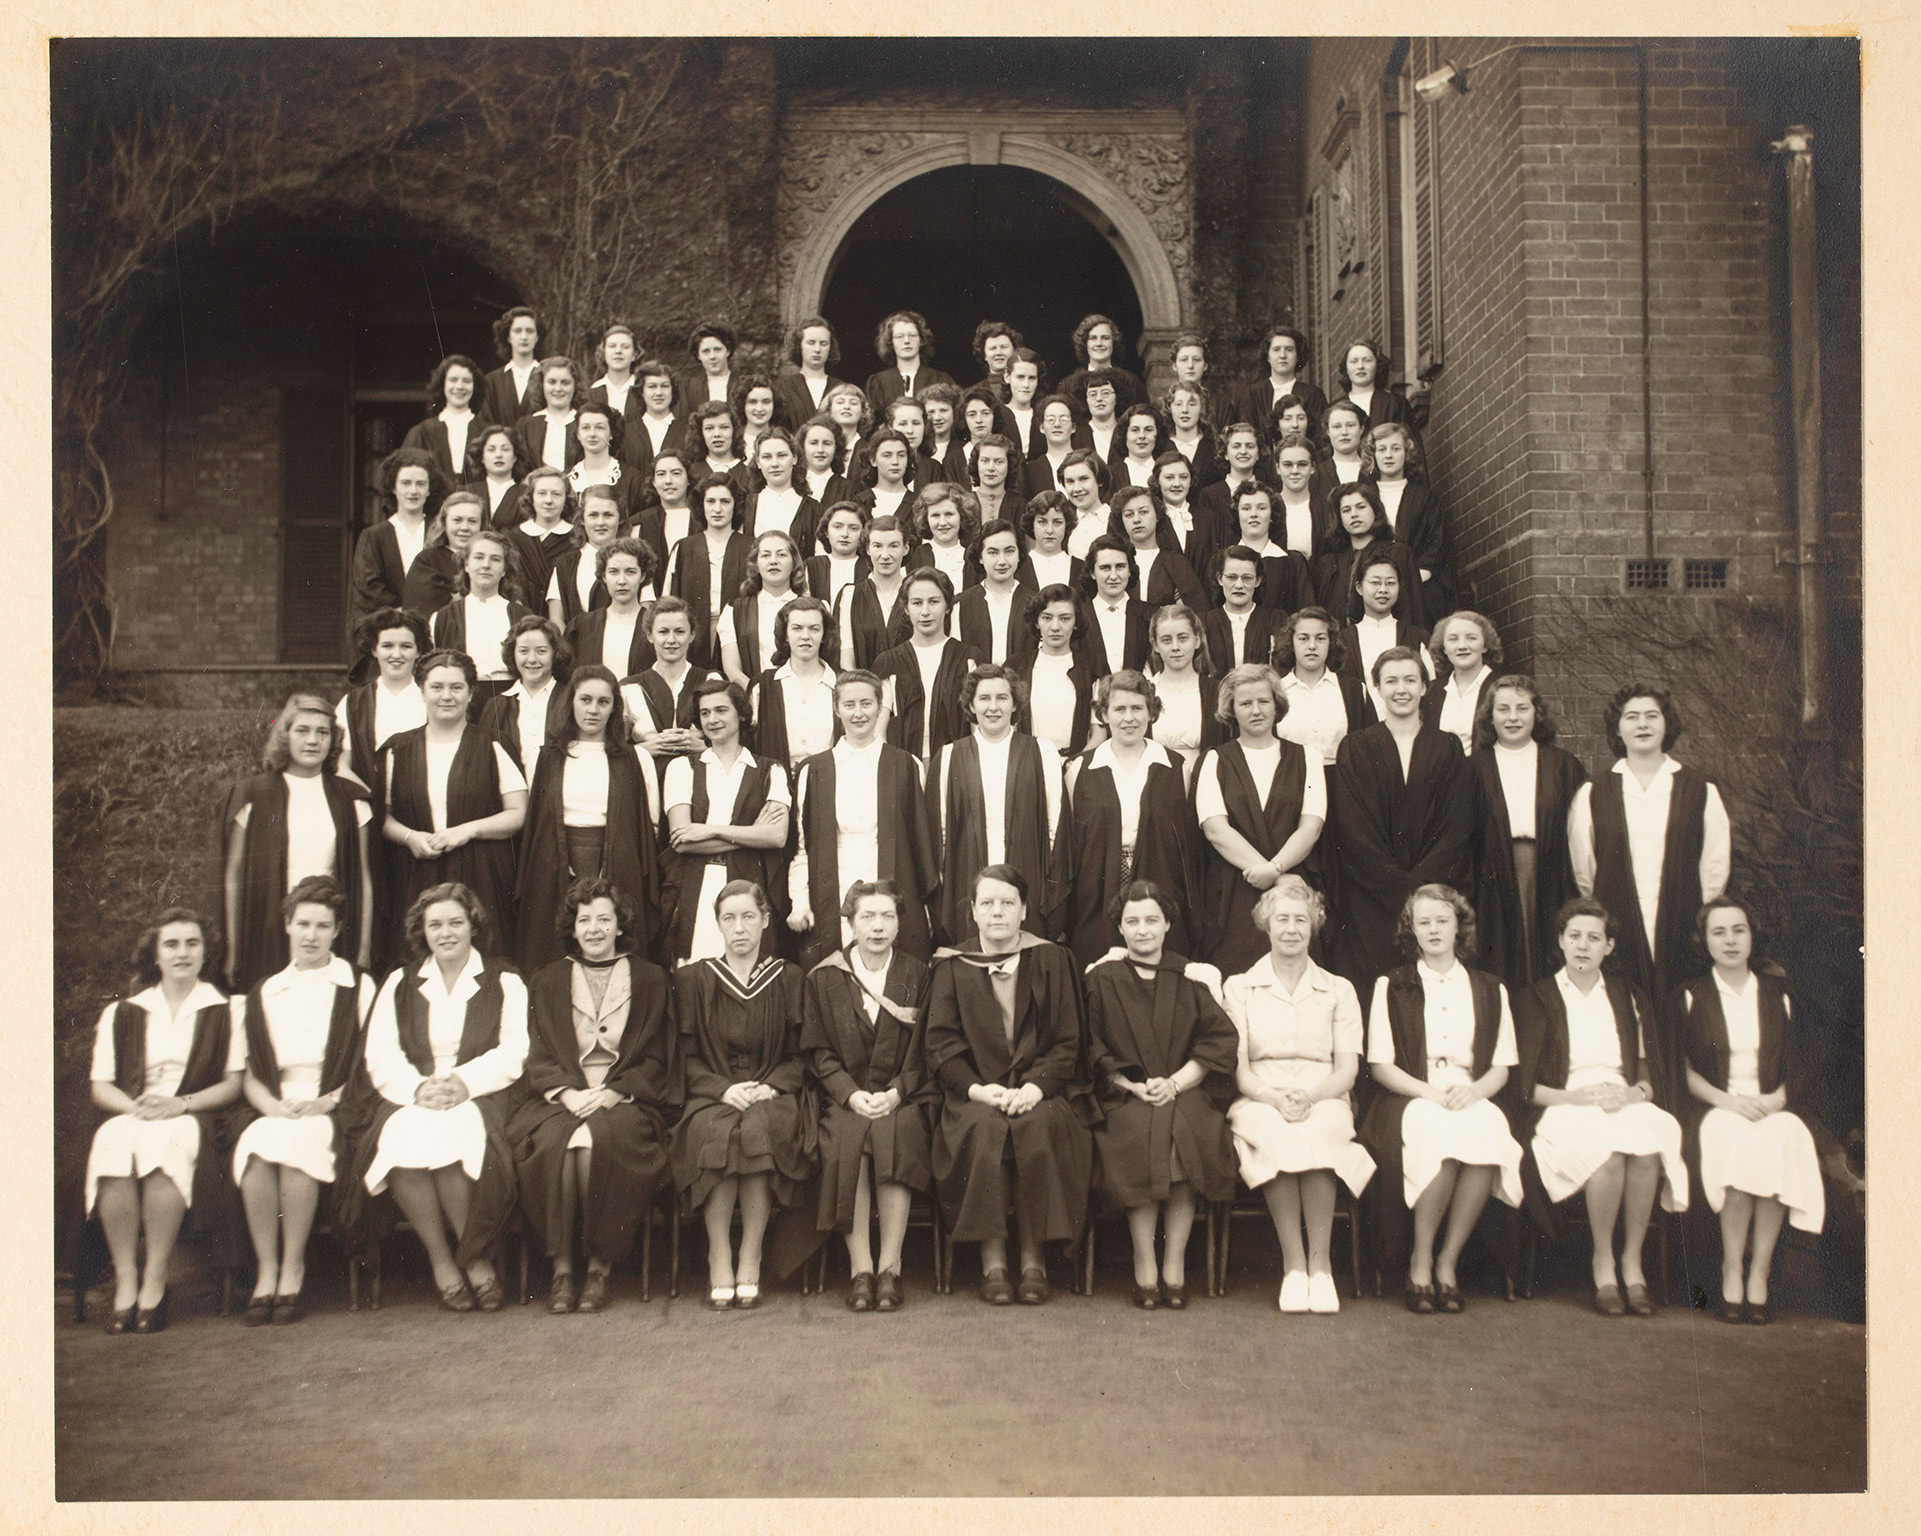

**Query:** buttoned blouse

left=504, top=679, right=557, bottom=765
left=364, top=950, right=529, bottom=1104
left=1028, top=652, right=1079, bottom=754
left=1278, top=671, right=1351, bottom=765
left=662, top=748, right=791, bottom=817
left=1566, top=758, right=1732, bottom=938
left=463, top=594, right=515, bottom=680
left=754, top=487, right=803, bottom=540
left=230, top=771, right=372, bottom=888
left=759, top=663, right=839, bottom=760
left=1435, top=668, right=1490, bottom=755
left=92, top=981, right=244, bottom=1093
left=1367, top=961, right=1518, bottom=1088
left=231, top=958, right=374, bottom=1096
left=1080, top=739, right=1174, bottom=852
left=1555, top=970, right=1637, bottom=1089
left=1224, top=955, right=1363, bottom=1070
left=1150, top=671, right=1205, bottom=754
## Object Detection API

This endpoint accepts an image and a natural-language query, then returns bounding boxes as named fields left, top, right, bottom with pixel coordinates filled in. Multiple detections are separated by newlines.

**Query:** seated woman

left=508, top=877, right=679, bottom=1315
left=719, top=530, right=806, bottom=690
left=545, top=483, right=626, bottom=629
left=661, top=678, right=792, bottom=963
left=1514, top=897, right=1687, bottom=1318
left=1086, top=881, right=1238, bottom=1309
left=1359, top=884, right=1524, bottom=1314
left=749, top=594, right=840, bottom=773
left=924, top=865, right=1094, bottom=1306
left=516, top=664, right=663, bottom=974
left=1063, top=670, right=1203, bottom=969
left=671, top=881, right=811, bottom=1308
left=802, top=880, right=936, bottom=1312
left=378, top=649, right=529, bottom=957
left=223, top=692, right=372, bottom=994
left=231, top=876, right=376, bottom=1324
left=1014, top=584, right=1102, bottom=759
left=1195, top=664, right=1326, bottom=977
left=1681, top=898, right=1826, bottom=1325
left=86, top=908, right=245, bottom=1333
left=429, top=528, right=531, bottom=716
left=349, top=882, right=529, bottom=1312
left=478, top=615, right=568, bottom=778
left=1224, top=877, right=1375, bottom=1314
left=622, top=596, right=712, bottom=762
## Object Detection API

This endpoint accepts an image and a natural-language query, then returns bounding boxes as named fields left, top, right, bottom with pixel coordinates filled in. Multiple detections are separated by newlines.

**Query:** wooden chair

left=1522, top=1204, right=1679, bottom=1304
left=932, top=1201, right=1081, bottom=1297
left=348, top=1219, right=533, bottom=1310
left=1210, top=1181, right=1365, bottom=1300
left=800, top=1189, right=949, bottom=1296
left=1075, top=1198, right=1218, bottom=1297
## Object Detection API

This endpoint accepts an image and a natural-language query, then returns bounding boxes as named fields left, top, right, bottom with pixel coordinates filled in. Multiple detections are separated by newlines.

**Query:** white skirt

left=1401, top=1098, right=1523, bottom=1209
left=232, top=1113, right=337, bottom=1185
left=1699, top=1107, right=1825, bottom=1233
left=86, top=1114, right=201, bottom=1212
left=363, top=1100, right=488, bottom=1194
left=1228, top=1097, right=1376, bottom=1196
left=1532, top=1102, right=1689, bottom=1211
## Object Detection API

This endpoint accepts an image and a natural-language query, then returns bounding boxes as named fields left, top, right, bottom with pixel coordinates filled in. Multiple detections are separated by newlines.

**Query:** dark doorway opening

left=821, top=165, right=1146, bottom=396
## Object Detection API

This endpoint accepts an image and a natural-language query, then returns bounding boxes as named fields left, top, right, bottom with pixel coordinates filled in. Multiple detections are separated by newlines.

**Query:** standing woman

left=833, top=514, right=911, bottom=669
left=545, top=484, right=624, bottom=629
left=1329, top=648, right=1471, bottom=990
left=429, top=528, right=531, bottom=716
left=508, top=877, right=680, bottom=1315
left=1195, top=664, right=1326, bottom=976
left=506, top=466, right=577, bottom=610
left=720, top=529, right=806, bottom=690
left=479, top=616, right=568, bottom=778
left=823, top=383, right=874, bottom=478
left=1016, top=491, right=1081, bottom=594
left=1320, top=401, right=1370, bottom=488
left=1063, top=673, right=1204, bottom=970
left=589, top=320, right=644, bottom=467
left=955, top=518, right=1036, bottom=668
left=799, top=419, right=856, bottom=511
left=1362, top=421, right=1450, bottom=621
left=661, top=679, right=792, bottom=964
left=864, top=309, right=955, bottom=411
left=1080, top=536, right=1153, bottom=678
left=806, top=500, right=870, bottom=610
left=514, top=357, right=584, bottom=473
left=743, top=428, right=818, bottom=554
left=567, top=537, right=659, bottom=683
left=779, top=316, right=846, bottom=429
left=1085, top=882, right=1239, bottom=1308
left=688, top=321, right=737, bottom=404
left=1151, top=451, right=1214, bottom=582
left=1239, top=326, right=1326, bottom=438
left=906, top=481, right=981, bottom=595
left=223, top=693, right=373, bottom=993
left=623, top=596, right=711, bottom=762
left=690, top=400, right=746, bottom=486
left=1272, top=435, right=1325, bottom=560
left=787, top=671, right=937, bottom=971
left=669, top=475, right=752, bottom=671
left=1333, top=338, right=1418, bottom=430
left=1681, top=899, right=1826, bottom=1325
left=336, top=608, right=428, bottom=794
left=855, top=428, right=915, bottom=523
left=1144, top=603, right=1223, bottom=781
left=626, top=360, right=686, bottom=491
left=347, top=882, right=528, bottom=1312
left=1274, top=606, right=1376, bottom=775
left=733, top=374, right=783, bottom=465
left=403, top=355, right=482, bottom=488
left=86, top=909, right=245, bottom=1332
left=1515, top=897, right=1687, bottom=1317
left=635, top=451, right=694, bottom=579
left=231, top=876, right=376, bottom=1324
left=1223, top=877, right=1375, bottom=1315
left=378, top=649, right=529, bottom=958
left=565, top=401, right=629, bottom=514
left=404, top=490, right=485, bottom=622
left=1567, top=683, right=1731, bottom=1079
left=351, top=448, right=442, bottom=628
left=802, top=880, right=935, bottom=1312
left=1114, top=486, right=1205, bottom=612
left=1202, top=548, right=1278, bottom=672
left=874, top=569, right=982, bottom=761
left=749, top=594, right=840, bottom=774
left=925, top=866, right=1093, bottom=1305
left=1225, top=484, right=1314, bottom=615
left=515, top=664, right=663, bottom=974
left=1163, top=385, right=1217, bottom=487
left=1336, top=545, right=1433, bottom=712
left=475, top=425, right=528, bottom=531
left=671, top=881, right=811, bottom=1308
left=1016, top=585, right=1102, bottom=760
left=1359, top=884, right=1524, bottom=1313
left=1315, top=483, right=1420, bottom=625
left=1110, top=402, right=1170, bottom=490
left=1422, top=611, right=1501, bottom=755
left=1469, top=676, right=1588, bottom=992
left=479, top=306, right=543, bottom=425
left=1196, top=423, right=1267, bottom=548
left=1059, top=313, right=1145, bottom=410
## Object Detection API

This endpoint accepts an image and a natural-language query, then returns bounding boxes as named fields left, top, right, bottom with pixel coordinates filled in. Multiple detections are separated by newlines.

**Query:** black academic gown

left=1196, top=738, right=1314, bottom=976
left=567, top=606, right=655, bottom=680
left=1083, top=598, right=1155, bottom=677
left=923, top=938, right=1095, bottom=1246
left=925, top=733, right=1064, bottom=947
left=875, top=638, right=982, bottom=759
left=221, top=771, right=368, bottom=992
left=235, top=973, right=371, bottom=1223
left=802, top=949, right=935, bottom=1231
left=792, top=745, right=937, bottom=970
left=776, top=372, right=844, bottom=431
left=955, top=583, right=1040, bottom=669
left=1202, top=607, right=1278, bottom=669
left=1330, top=723, right=1472, bottom=990
left=670, top=531, right=752, bottom=670
left=864, top=365, right=957, bottom=412
left=480, top=364, right=543, bottom=426
left=377, top=726, right=521, bottom=958
left=1064, top=747, right=1205, bottom=971
left=1085, top=956, right=1239, bottom=1205
left=506, top=955, right=680, bottom=1264
left=1469, top=744, right=1589, bottom=994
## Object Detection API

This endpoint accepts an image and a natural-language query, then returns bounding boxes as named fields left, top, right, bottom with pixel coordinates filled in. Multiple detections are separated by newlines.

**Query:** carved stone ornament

left=1049, top=132, right=1194, bottom=288
left=776, top=131, right=949, bottom=293
left=1331, top=153, right=1360, bottom=276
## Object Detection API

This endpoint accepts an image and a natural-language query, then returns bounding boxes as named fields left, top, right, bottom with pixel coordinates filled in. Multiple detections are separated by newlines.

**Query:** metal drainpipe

left=1772, top=123, right=1831, bottom=742
left=1638, top=47, right=1656, bottom=564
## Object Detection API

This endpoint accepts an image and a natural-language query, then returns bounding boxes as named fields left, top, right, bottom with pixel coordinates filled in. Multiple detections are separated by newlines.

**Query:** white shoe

left=1278, top=1270, right=1311, bottom=1312
left=1308, top=1271, right=1340, bottom=1314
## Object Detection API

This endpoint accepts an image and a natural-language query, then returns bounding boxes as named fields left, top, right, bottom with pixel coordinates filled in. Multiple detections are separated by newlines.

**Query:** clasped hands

left=1262, top=1086, right=1314, bottom=1123
left=722, top=1081, right=781, bottom=1113
left=1566, top=1082, right=1644, bottom=1113
left=970, top=1081, right=1043, bottom=1116
left=1126, top=1076, right=1180, bottom=1108
left=559, top=1086, right=622, bottom=1118
left=130, top=1093, right=189, bottom=1121
left=406, top=825, right=474, bottom=858
left=848, top=1087, right=902, bottom=1120
left=412, top=1073, right=472, bottom=1110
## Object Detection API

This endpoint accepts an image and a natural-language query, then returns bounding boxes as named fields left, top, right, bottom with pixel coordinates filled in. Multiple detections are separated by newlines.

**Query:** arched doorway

left=819, top=165, right=1149, bottom=391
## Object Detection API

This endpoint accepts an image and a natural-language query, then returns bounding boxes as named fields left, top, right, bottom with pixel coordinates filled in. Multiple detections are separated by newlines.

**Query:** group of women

left=84, top=307, right=1837, bottom=1331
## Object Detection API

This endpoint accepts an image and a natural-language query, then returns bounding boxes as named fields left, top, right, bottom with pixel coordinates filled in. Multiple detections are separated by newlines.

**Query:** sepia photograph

left=45, top=26, right=1869, bottom=1504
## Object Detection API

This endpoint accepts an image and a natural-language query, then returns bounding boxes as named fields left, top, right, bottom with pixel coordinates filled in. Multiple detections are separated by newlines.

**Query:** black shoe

left=576, top=1271, right=610, bottom=1313
left=1436, top=1281, right=1466, bottom=1314
left=846, top=1271, right=876, bottom=1313
left=133, top=1289, right=170, bottom=1334
left=1161, top=1284, right=1189, bottom=1311
left=1718, top=1296, right=1748, bottom=1324
left=242, top=1295, right=275, bottom=1328
left=980, top=1268, right=1014, bottom=1306
left=548, top=1271, right=576, bottom=1315
left=875, top=1270, right=903, bottom=1312
left=1016, top=1268, right=1050, bottom=1305
left=1748, top=1301, right=1772, bottom=1326
left=103, top=1306, right=137, bottom=1336
left=1594, top=1283, right=1626, bottom=1318
left=1133, top=1283, right=1159, bottom=1310
left=1404, top=1282, right=1435, bottom=1314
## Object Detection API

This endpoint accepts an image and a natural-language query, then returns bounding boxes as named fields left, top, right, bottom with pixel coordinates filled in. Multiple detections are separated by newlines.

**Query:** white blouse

left=365, top=951, right=529, bottom=1105
left=1556, top=971, right=1635, bottom=1090
left=1027, top=549, right=1073, bottom=591
left=928, top=541, right=969, bottom=589
left=92, top=982, right=244, bottom=1094
left=933, top=731, right=1062, bottom=862
left=1493, top=740, right=1539, bottom=839
left=462, top=594, right=515, bottom=680
left=1075, top=739, right=1173, bottom=853
left=1225, top=956, right=1365, bottom=1069
left=1194, top=741, right=1328, bottom=825
left=421, top=737, right=527, bottom=833
left=662, top=748, right=792, bottom=819
left=754, top=487, right=803, bottom=539
left=1367, top=962, right=1519, bottom=1089
left=336, top=680, right=427, bottom=790
left=1714, top=971, right=1764, bottom=1096
left=1149, top=672, right=1205, bottom=754
left=599, top=609, right=642, bottom=675
left=789, top=737, right=901, bottom=909
left=1028, top=652, right=1080, bottom=754
left=561, top=743, right=612, bottom=828
left=1435, top=668, right=1489, bottom=755
left=232, top=959, right=375, bottom=1098
left=756, top=664, right=839, bottom=761
left=230, top=772, right=372, bottom=888
left=1277, top=671, right=1350, bottom=766
left=1567, top=758, right=1732, bottom=940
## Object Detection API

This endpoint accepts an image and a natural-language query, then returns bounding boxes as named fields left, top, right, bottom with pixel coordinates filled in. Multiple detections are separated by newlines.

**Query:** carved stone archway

left=778, top=104, right=1193, bottom=382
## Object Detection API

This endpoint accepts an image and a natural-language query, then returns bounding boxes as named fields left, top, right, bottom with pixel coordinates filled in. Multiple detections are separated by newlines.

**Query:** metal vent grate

left=1683, top=558, right=1729, bottom=591
left=1624, top=558, right=1671, bottom=591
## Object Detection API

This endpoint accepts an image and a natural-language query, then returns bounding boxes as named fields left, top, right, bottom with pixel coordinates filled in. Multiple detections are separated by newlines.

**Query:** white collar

left=836, top=735, right=882, bottom=759
left=1282, top=670, right=1334, bottom=690
left=1359, top=611, right=1397, bottom=629
left=506, top=678, right=554, bottom=700
left=1554, top=969, right=1608, bottom=1005
left=416, top=948, right=486, bottom=996
left=1099, top=597, right=1129, bottom=613
left=129, top=980, right=228, bottom=1016
left=1091, top=738, right=1171, bottom=774
left=377, top=677, right=419, bottom=697
left=1245, top=953, right=1330, bottom=997
left=263, top=956, right=355, bottom=994
left=1612, top=755, right=1681, bottom=784
left=1445, top=668, right=1487, bottom=698
left=774, top=661, right=836, bottom=685
left=519, top=519, right=574, bottom=537
left=853, top=947, right=894, bottom=979
left=699, top=746, right=756, bottom=770
left=973, top=729, right=1015, bottom=751
left=1713, top=969, right=1754, bottom=1001
left=1416, top=958, right=1466, bottom=983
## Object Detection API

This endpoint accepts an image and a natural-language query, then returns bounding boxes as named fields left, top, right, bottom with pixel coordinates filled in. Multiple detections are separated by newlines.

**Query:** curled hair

left=458, top=528, right=528, bottom=604
left=1604, top=683, right=1682, bottom=757
left=1470, top=673, right=1557, bottom=752
left=635, top=358, right=681, bottom=410
left=732, top=373, right=781, bottom=425
left=1072, top=313, right=1122, bottom=365
left=573, top=398, right=618, bottom=435
left=595, top=320, right=636, bottom=370
left=1106, top=878, right=1178, bottom=930
left=751, top=424, right=798, bottom=466
left=559, top=875, right=638, bottom=958
left=415, top=647, right=479, bottom=689
left=1696, top=895, right=1760, bottom=952
left=1215, top=662, right=1289, bottom=727
left=1020, top=490, right=1073, bottom=544
left=912, top=481, right=981, bottom=545
left=1116, top=402, right=1170, bottom=460
left=404, top=881, right=489, bottom=959
left=1110, top=483, right=1158, bottom=532
left=1232, top=481, right=1275, bottom=537
left=645, top=594, right=697, bottom=636
left=816, top=499, right=870, bottom=554
left=262, top=692, right=341, bottom=773
left=691, top=398, right=741, bottom=456
left=282, top=875, right=347, bottom=929
left=522, top=463, right=571, bottom=515
left=972, top=517, right=1023, bottom=567
left=822, top=383, right=875, bottom=437
left=1024, top=583, right=1087, bottom=647
left=572, top=483, right=624, bottom=535
left=378, top=447, right=444, bottom=507
left=1360, top=419, right=1423, bottom=483
left=433, top=490, right=488, bottom=552
left=1336, top=338, right=1391, bottom=394
left=713, top=878, right=770, bottom=919
left=960, top=662, right=1028, bottom=721
left=595, top=535, right=658, bottom=588
left=741, top=529, right=805, bottom=598
left=1082, top=532, right=1138, bottom=595
left=696, top=474, right=742, bottom=528
left=920, top=380, right=962, bottom=413
left=1368, top=644, right=1425, bottom=691
left=1272, top=606, right=1349, bottom=675
left=1331, top=480, right=1389, bottom=542
left=1269, top=392, right=1317, bottom=435
left=862, top=427, right=914, bottom=487
left=1093, top=667, right=1161, bottom=725
left=1395, top=882, right=1477, bottom=961
left=1037, top=392, right=1082, bottom=432
left=787, top=316, right=841, bottom=368
left=692, top=675, right=753, bottom=736
left=491, top=305, right=541, bottom=363
left=971, top=862, right=1028, bottom=904
left=972, top=319, right=1024, bottom=364
left=875, top=310, right=935, bottom=362
left=1260, top=325, right=1310, bottom=366
left=1554, top=895, right=1616, bottom=944
left=130, top=907, right=221, bottom=989
left=841, top=877, right=905, bottom=923
left=1150, top=450, right=1196, bottom=500
left=884, top=396, right=927, bottom=441
left=769, top=595, right=838, bottom=667
left=353, top=607, right=429, bottom=661
left=555, top=664, right=629, bottom=748
left=1429, top=610, right=1503, bottom=677
left=1253, top=874, right=1327, bottom=938
left=426, top=354, right=481, bottom=414
left=688, top=320, right=737, bottom=359
left=537, top=356, right=579, bottom=404
left=1322, top=400, right=1370, bottom=442
left=502, top=614, right=569, bottom=682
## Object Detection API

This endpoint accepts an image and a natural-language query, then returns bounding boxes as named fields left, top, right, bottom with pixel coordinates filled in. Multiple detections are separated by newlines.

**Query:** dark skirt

left=670, top=1094, right=813, bottom=1211
left=1509, top=838, right=1540, bottom=985
left=1092, top=1089, right=1236, bottom=1207
left=565, top=825, right=607, bottom=880
left=393, top=838, right=518, bottom=960
left=507, top=1095, right=671, bottom=1264
left=814, top=1100, right=933, bottom=1233
left=932, top=1095, right=1093, bottom=1246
